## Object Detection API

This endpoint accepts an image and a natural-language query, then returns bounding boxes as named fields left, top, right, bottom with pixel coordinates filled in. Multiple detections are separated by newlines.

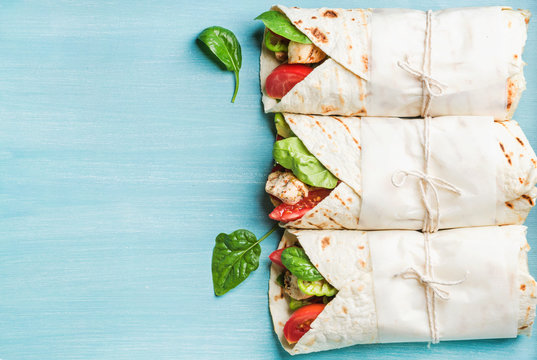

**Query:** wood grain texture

left=0, top=0, right=535, bottom=359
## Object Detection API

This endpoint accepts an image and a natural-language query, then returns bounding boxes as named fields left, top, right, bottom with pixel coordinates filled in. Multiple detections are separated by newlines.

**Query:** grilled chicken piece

left=288, top=41, right=326, bottom=64
left=265, top=171, right=309, bottom=205
left=284, top=271, right=312, bottom=300
left=274, top=51, right=288, bottom=62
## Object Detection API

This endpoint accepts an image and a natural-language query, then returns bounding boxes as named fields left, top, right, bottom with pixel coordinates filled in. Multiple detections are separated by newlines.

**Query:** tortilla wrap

left=269, top=227, right=536, bottom=354
left=260, top=6, right=530, bottom=119
left=278, top=114, right=537, bottom=230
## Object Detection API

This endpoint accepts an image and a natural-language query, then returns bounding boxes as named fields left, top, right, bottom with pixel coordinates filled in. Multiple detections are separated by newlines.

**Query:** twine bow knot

left=397, top=59, right=447, bottom=97
left=391, top=169, right=462, bottom=233
left=397, top=10, right=445, bottom=117
left=394, top=234, right=468, bottom=344
left=395, top=266, right=468, bottom=301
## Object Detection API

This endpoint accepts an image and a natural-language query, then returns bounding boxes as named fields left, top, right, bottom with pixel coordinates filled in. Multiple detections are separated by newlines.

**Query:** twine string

left=391, top=10, right=467, bottom=345
left=391, top=168, right=462, bottom=233
left=394, top=234, right=468, bottom=343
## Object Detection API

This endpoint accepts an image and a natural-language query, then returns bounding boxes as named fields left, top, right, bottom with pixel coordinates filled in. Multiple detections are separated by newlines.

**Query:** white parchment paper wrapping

left=368, top=227, right=520, bottom=342
left=368, top=7, right=508, bottom=118
left=359, top=116, right=497, bottom=229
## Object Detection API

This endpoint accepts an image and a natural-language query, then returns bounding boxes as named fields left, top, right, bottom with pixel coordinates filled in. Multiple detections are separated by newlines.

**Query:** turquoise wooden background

left=0, top=0, right=535, bottom=359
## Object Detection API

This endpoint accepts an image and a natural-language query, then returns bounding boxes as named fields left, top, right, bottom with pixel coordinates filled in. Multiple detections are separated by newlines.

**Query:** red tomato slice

left=271, top=163, right=285, bottom=173
left=269, top=189, right=331, bottom=222
left=283, top=303, right=326, bottom=344
left=269, top=248, right=286, bottom=268
left=265, top=64, right=313, bottom=99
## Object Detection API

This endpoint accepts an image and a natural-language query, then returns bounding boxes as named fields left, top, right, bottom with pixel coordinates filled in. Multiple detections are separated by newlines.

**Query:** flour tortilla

left=279, top=114, right=537, bottom=230
left=260, top=6, right=530, bottom=119
left=269, top=227, right=537, bottom=354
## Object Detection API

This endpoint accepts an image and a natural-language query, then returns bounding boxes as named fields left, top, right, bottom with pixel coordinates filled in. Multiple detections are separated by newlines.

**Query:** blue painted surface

left=0, top=0, right=536, bottom=359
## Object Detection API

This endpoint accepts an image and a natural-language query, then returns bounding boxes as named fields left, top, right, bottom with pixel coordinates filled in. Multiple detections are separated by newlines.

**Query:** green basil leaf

left=211, top=227, right=277, bottom=296
left=273, top=137, right=338, bottom=189
left=255, top=11, right=312, bottom=44
left=198, top=26, right=242, bottom=103
left=274, top=113, right=294, bottom=138
left=281, top=247, right=323, bottom=281
left=212, top=230, right=260, bottom=296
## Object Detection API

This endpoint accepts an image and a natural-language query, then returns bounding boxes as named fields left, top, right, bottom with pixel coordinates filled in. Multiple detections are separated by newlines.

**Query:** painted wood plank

left=0, top=1, right=535, bottom=359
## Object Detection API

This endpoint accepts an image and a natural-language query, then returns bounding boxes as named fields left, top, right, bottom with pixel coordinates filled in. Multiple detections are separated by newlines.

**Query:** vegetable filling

left=256, top=11, right=326, bottom=99
left=266, top=113, right=338, bottom=222
left=269, top=245, right=337, bottom=344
